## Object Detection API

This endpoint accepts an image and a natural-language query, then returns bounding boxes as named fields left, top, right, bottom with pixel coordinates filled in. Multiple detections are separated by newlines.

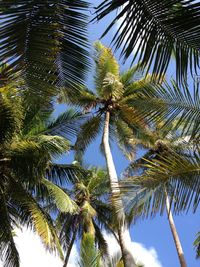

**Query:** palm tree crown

left=60, top=42, right=150, bottom=159
left=0, top=83, right=84, bottom=267
left=55, top=166, right=113, bottom=267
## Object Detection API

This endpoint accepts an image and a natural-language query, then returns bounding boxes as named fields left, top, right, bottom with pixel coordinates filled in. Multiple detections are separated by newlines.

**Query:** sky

left=1, top=1, right=199, bottom=267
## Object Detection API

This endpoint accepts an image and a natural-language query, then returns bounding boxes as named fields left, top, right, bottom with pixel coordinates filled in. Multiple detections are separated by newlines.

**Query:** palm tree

left=95, top=0, right=200, bottom=83
left=122, top=152, right=200, bottom=266
left=0, top=85, right=85, bottom=267
left=59, top=43, right=200, bottom=266
left=0, top=0, right=90, bottom=96
left=59, top=42, right=161, bottom=266
left=123, top=126, right=192, bottom=267
left=118, top=96, right=200, bottom=266
left=122, top=138, right=200, bottom=266
left=55, top=166, right=113, bottom=267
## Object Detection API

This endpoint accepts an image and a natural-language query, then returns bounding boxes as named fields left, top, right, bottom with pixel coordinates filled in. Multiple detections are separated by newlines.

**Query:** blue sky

left=74, top=1, right=200, bottom=266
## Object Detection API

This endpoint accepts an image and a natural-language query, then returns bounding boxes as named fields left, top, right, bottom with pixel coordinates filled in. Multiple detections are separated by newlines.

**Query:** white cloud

left=0, top=228, right=162, bottom=267
left=0, top=227, right=78, bottom=267
left=103, top=231, right=163, bottom=267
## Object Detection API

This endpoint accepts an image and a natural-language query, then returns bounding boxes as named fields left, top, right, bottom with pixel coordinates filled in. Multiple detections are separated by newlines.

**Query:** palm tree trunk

left=63, top=227, right=78, bottom=267
left=165, top=193, right=187, bottom=267
left=103, top=111, right=137, bottom=267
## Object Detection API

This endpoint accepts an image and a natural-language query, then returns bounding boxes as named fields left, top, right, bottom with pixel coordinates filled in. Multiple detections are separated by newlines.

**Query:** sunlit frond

left=79, top=232, right=101, bottom=267
left=120, top=64, right=145, bottom=87
left=94, top=41, right=120, bottom=95
left=93, top=221, right=109, bottom=257
left=59, top=86, right=97, bottom=110
left=8, top=136, right=69, bottom=182
left=41, top=179, right=78, bottom=214
left=9, top=178, right=63, bottom=259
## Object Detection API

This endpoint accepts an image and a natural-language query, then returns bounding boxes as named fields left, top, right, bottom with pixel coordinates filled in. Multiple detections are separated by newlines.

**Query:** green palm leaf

left=121, top=151, right=200, bottom=218
left=37, top=135, right=70, bottom=156
left=41, top=178, right=79, bottom=214
left=194, top=232, right=200, bottom=259
left=95, top=0, right=200, bottom=82
left=0, top=191, right=20, bottom=267
left=46, top=163, right=84, bottom=185
left=9, top=178, right=64, bottom=259
left=114, top=119, right=137, bottom=160
left=120, top=65, right=144, bottom=87
left=75, top=115, right=103, bottom=153
left=94, top=41, right=120, bottom=94
left=59, top=86, right=97, bottom=109
left=0, top=0, right=90, bottom=90
left=79, top=232, right=101, bottom=267
left=93, top=221, right=109, bottom=257
left=125, top=80, right=200, bottom=139
left=0, top=95, right=21, bottom=143
left=45, top=110, right=84, bottom=140
left=8, top=136, right=70, bottom=183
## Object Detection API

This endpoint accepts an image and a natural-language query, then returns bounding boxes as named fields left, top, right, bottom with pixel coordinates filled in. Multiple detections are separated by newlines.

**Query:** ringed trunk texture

left=63, top=227, right=78, bottom=267
left=103, top=111, right=137, bottom=267
left=165, top=193, right=187, bottom=267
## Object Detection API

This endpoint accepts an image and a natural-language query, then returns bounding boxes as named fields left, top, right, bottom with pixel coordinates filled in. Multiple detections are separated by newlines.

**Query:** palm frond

left=36, top=135, right=70, bottom=156
left=41, top=178, right=78, bottom=214
left=22, top=108, right=84, bottom=141
left=114, top=119, right=138, bottom=160
left=120, top=64, right=144, bottom=87
left=21, top=101, right=53, bottom=136
left=126, top=80, right=200, bottom=139
left=9, top=178, right=63, bottom=259
left=9, top=136, right=69, bottom=182
left=9, top=140, right=48, bottom=182
left=117, top=105, right=147, bottom=133
left=46, top=163, right=84, bottom=185
left=120, top=151, right=200, bottom=218
left=194, top=232, right=200, bottom=259
left=0, top=191, right=20, bottom=267
left=75, top=115, right=103, bottom=153
left=102, top=72, right=124, bottom=100
left=0, top=0, right=90, bottom=89
left=86, top=167, right=109, bottom=194
left=95, top=0, right=200, bottom=82
left=93, top=221, right=109, bottom=257
left=45, top=110, right=84, bottom=140
left=59, top=85, right=98, bottom=110
left=0, top=95, right=20, bottom=143
left=94, top=41, right=120, bottom=95
left=79, top=232, right=101, bottom=267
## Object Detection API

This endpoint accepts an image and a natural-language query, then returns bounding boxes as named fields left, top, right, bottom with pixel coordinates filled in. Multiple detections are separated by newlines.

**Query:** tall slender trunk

left=103, top=111, right=137, bottom=267
left=165, top=193, right=187, bottom=267
left=63, top=227, right=78, bottom=267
